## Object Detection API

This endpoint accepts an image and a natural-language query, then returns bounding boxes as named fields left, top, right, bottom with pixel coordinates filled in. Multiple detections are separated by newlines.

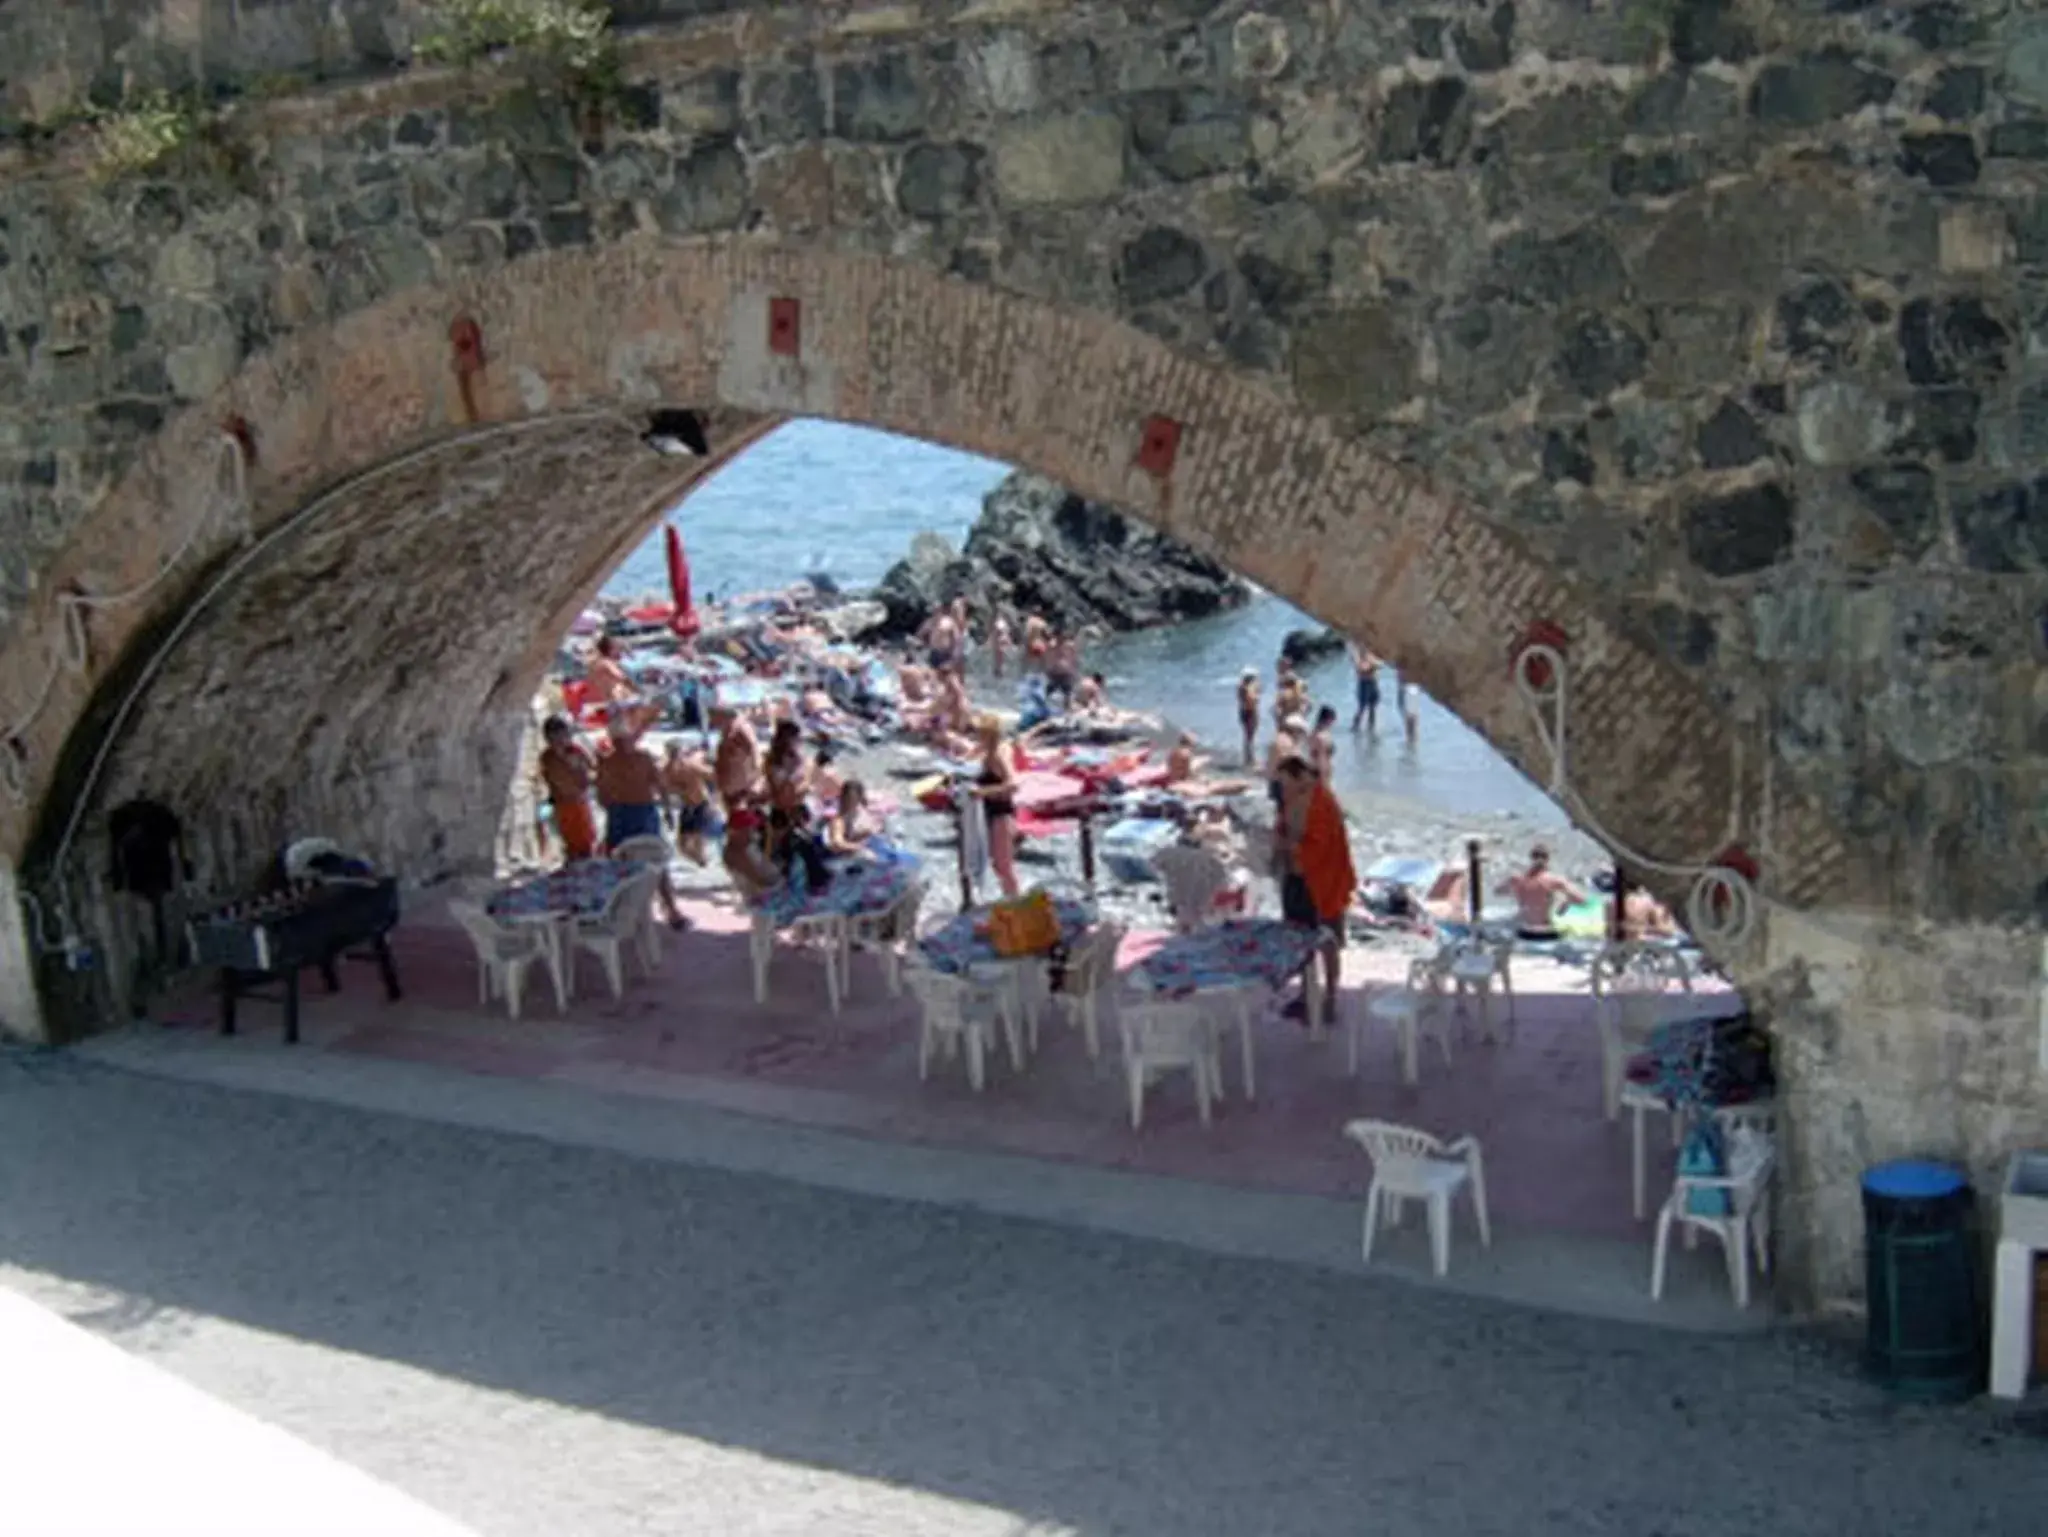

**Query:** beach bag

left=987, top=890, right=1060, bottom=957
left=1679, top=1119, right=1732, bottom=1218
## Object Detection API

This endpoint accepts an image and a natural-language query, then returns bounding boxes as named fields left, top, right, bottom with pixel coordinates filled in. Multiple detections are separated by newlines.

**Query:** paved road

left=0, top=1048, right=2042, bottom=1537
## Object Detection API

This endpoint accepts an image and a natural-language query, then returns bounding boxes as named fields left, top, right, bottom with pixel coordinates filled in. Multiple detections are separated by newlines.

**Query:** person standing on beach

left=1273, top=753, right=1355, bottom=1028
left=990, top=613, right=1012, bottom=679
left=1350, top=642, right=1381, bottom=733
left=1023, top=613, right=1050, bottom=671
left=661, top=741, right=717, bottom=866
left=950, top=598, right=974, bottom=675
left=538, top=716, right=599, bottom=863
left=1398, top=678, right=1420, bottom=746
left=712, top=705, right=761, bottom=813
left=969, top=714, right=1022, bottom=898
left=1266, top=714, right=1305, bottom=807
left=588, top=635, right=635, bottom=709
left=1236, top=668, right=1261, bottom=767
left=1046, top=632, right=1082, bottom=710
left=1309, top=705, right=1339, bottom=781
left=1273, top=658, right=1302, bottom=731
left=595, top=717, right=690, bottom=929
left=924, top=604, right=963, bottom=676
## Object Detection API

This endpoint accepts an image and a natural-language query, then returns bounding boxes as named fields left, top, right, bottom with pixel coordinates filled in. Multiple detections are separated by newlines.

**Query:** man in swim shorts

left=597, top=717, right=690, bottom=928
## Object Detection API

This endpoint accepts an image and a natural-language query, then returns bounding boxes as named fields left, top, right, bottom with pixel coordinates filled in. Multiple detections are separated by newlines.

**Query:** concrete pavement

left=1, top=1044, right=2043, bottom=1537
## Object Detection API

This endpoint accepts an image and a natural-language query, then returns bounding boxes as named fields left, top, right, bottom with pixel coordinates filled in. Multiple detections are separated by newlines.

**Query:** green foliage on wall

left=416, top=0, right=622, bottom=104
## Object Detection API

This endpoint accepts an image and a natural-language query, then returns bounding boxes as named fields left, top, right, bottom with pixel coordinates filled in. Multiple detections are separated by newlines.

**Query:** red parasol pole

left=665, top=524, right=700, bottom=641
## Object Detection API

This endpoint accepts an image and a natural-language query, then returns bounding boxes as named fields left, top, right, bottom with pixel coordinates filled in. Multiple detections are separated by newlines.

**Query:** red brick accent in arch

left=0, top=239, right=1847, bottom=915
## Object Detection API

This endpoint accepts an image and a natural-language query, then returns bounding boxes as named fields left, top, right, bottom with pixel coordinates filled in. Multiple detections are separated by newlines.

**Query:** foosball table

left=185, top=877, right=403, bottom=1043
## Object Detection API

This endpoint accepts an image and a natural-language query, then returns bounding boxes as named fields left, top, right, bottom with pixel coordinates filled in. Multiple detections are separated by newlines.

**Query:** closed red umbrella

left=664, top=523, right=700, bottom=640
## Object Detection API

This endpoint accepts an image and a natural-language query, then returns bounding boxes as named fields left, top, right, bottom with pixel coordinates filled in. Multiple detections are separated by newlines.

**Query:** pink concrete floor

left=152, top=893, right=1744, bottom=1246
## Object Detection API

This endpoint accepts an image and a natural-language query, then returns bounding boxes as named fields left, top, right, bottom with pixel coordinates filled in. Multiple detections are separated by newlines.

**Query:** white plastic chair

left=1054, top=921, right=1124, bottom=1059
left=1355, top=954, right=1454, bottom=1085
left=1592, top=946, right=1695, bottom=1217
left=1592, top=939, right=1694, bottom=998
left=1118, top=997, right=1222, bottom=1130
left=610, top=838, right=673, bottom=970
left=1343, top=1119, right=1492, bottom=1277
left=610, top=834, right=672, bottom=867
left=788, top=912, right=850, bottom=1016
left=449, top=899, right=562, bottom=1019
left=1151, top=843, right=1235, bottom=935
left=572, top=870, right=659, bottom=1000
left=846, top=880, right=925, bottom=998
left=1594, top=962, right=1679, bottom=1123
left=1441, top=937, right=1514, bottom=1042
left=903, top=958, right=1020, bottom=1091
left=1650, top=1112, right=1775, bottom=1308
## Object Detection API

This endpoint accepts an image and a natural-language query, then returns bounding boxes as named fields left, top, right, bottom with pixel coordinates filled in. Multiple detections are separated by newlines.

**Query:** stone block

left=991, top=111, right=1126, bottom=205
left=1290, top=304, right=1415, bottom=417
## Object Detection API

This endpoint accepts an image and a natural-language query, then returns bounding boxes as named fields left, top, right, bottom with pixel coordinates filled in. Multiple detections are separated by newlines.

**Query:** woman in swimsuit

left=970, top=713, right=1021, bottom=898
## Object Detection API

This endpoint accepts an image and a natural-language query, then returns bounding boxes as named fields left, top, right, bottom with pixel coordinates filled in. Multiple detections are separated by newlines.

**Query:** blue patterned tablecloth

left=752, top=858, right=918, bottom=931
left=916, top=896, right=1096, bottom=974
left=488, top=860, right=635, bottom=920
left=1130, top=919, right=1319, bottom=997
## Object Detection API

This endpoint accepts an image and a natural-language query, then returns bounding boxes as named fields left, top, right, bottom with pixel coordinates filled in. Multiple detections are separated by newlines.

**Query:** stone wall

left=0, top=1, right=2041, bottom=1305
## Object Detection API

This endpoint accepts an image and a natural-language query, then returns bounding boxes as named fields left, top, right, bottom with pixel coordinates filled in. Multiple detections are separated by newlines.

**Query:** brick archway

left=0, top=242, right=1845, bottom=1042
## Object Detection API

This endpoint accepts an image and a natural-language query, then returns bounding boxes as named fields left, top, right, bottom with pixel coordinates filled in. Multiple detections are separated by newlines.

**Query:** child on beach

left=1236, top=669, right=1260, bottom=767
left=1399, top=680, right=1420, bottom=746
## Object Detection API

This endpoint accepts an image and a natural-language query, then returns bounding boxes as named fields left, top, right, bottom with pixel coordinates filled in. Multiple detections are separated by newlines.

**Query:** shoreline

left=952, top=666, right=1611, bottom=888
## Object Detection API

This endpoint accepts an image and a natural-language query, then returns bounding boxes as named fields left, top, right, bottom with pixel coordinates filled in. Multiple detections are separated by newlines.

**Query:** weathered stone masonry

left=0, top=0, right=2046, bottom=1308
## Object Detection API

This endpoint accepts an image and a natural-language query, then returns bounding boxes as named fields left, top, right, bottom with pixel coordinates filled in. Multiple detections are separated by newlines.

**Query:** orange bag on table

left=987, top=889, right=1060, bottom=957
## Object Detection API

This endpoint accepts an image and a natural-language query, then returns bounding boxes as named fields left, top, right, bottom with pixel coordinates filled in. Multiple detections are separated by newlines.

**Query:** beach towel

left=1295, top=784, right=1357, bottom=923
left=959, top=792, right=990, bottom=886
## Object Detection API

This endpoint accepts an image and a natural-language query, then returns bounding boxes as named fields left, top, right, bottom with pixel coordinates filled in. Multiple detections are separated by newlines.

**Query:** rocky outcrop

left=868, top=472, right=1250, bottom=639
left=1281, top=627, right=1347, bottom=666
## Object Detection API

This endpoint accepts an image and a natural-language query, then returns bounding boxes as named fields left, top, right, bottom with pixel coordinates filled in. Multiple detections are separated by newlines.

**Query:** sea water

left=603, top=419, right=1563, bottom=825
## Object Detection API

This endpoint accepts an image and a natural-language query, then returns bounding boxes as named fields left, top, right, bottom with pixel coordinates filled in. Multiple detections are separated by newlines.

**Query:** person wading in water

left=1236, top=668, right=1261, bottom=767
left=1350, top=641, right=1381, bottom=734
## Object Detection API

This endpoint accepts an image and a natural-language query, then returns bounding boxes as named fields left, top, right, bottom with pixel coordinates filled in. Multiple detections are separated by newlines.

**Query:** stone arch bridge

left=0, top=0, right=2044, bottom=1305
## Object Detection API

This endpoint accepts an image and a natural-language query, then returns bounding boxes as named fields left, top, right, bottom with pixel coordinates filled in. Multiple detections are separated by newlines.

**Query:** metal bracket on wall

left=449, top=317, right=487, bottom=423
left=1512, top=619, right=1569, bottom=689
left=1135, top=415, right=1182, bottom=479
left=769, top=297, right=801, bottom=359
left=220, top=415, right=257, bottom=468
